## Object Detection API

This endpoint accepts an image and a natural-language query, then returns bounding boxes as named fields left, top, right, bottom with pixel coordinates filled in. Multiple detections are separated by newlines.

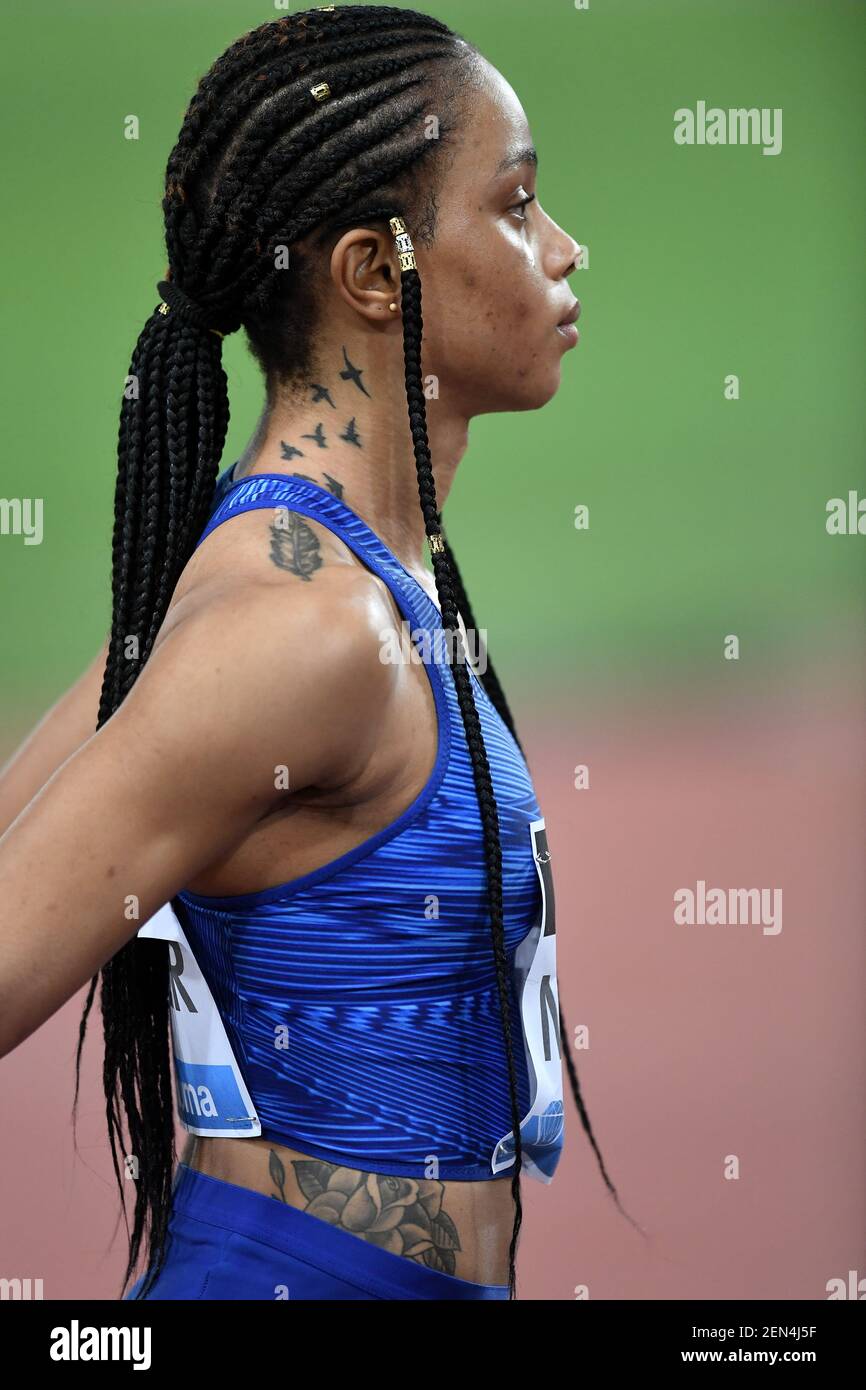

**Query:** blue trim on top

left=202, top=468, right=438, bottom=613
left=178, top=473, right=453, bottom=910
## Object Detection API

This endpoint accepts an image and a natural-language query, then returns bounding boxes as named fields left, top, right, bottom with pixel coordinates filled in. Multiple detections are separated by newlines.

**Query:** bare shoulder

left=150, top=503, right=402, bottom=792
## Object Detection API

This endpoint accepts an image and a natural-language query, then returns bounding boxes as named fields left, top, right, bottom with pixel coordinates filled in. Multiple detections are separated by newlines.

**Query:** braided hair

left=73, top=4, right=624, bottom=1302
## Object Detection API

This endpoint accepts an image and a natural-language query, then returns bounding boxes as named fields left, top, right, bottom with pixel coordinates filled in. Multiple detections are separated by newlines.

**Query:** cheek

left=424, top=246, right=541, bottom=382
left=487, top=293, right=533, bottom=353
left=471, top=249, right=540, bottom=339
left=461, top=265, right=530, bottom=335
left=447, top=269, right=503, bottom=344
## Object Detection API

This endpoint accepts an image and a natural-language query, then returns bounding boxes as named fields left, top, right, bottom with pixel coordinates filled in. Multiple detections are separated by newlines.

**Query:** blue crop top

left=141, top=465, right=565, bottom=1184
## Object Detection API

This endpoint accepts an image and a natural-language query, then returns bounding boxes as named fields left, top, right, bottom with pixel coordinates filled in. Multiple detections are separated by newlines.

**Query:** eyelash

left=509, top=192, right=537, bottom=221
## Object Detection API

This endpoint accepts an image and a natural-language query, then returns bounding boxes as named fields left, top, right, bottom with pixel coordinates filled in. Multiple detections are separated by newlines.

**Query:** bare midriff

left=182, top=1133, right=514, bottom=1286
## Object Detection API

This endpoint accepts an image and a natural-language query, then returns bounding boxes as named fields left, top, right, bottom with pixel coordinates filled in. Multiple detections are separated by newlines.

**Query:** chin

left=505, top=368, right=563, bottom=412
left=465, top=364, right=564, bottom=417
left=464, top=361, right=567, bottom=414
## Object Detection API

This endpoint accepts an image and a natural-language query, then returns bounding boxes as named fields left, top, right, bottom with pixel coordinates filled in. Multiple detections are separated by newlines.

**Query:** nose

left=543, top=206, right=582, bottom=279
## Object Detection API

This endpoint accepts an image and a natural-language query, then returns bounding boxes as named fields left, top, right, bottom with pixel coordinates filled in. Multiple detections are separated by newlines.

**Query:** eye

left=508, top=192, right=537, bottom=222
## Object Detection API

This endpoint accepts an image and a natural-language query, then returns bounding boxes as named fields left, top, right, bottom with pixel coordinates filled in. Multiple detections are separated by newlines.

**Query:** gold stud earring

left=389, top=302, right=398, bottom=312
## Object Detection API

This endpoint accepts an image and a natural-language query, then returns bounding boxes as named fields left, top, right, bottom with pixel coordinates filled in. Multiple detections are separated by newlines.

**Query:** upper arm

left=0, top=581, right=395, bottom=1057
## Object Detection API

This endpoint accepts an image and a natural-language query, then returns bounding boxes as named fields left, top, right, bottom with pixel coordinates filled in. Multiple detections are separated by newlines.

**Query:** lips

left=557, top=299, right=580, bottom=327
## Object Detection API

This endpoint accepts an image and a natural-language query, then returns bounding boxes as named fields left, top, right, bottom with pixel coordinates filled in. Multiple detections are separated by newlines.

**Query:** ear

left=329, top=227, right=402, bottom=322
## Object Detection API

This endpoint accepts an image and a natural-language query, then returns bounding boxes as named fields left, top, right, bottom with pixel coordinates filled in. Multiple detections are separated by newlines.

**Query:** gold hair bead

left=388, top=215, right=417, bottom=271
left=429, top=532, right=445, bottom=554
left=157, top=300, right=225, bottom=339
left=310, top=82, right=331, bottom=102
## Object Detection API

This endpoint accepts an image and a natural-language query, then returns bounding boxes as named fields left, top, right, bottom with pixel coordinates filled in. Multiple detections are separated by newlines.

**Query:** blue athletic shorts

left=124, top=1163, right=511, bottom=1300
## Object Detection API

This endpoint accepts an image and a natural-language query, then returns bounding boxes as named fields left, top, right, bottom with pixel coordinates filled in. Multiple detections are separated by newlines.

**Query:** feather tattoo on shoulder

left=269, top=506, right=322, bottom=581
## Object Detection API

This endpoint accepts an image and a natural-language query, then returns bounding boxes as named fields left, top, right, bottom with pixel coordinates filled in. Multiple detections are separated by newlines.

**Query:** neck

left=233, top=337, right=468, bottom=578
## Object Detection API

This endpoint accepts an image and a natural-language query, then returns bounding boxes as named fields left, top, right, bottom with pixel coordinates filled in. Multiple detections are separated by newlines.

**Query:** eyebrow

left=493, top=145, right=538, bottom=178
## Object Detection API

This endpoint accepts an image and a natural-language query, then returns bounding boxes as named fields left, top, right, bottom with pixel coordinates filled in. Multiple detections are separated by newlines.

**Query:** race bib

left=491, top=817, right=565, bottom=1183
left=137, top=901, right=261, bottom=1138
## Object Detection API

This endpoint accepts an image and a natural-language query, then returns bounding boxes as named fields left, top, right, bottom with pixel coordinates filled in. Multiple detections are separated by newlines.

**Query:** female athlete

left=0, top=5, right=622, bottom=1300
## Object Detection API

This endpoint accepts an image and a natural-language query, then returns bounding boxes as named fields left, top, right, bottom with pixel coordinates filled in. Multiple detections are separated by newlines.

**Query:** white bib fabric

left=490, top=817, right=565, bottom=1182
left=137, top=901, right=261, bottom=1138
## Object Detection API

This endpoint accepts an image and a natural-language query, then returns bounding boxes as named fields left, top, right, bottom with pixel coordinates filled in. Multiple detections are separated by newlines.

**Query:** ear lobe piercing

left=389, top=302, right=398, bottom=312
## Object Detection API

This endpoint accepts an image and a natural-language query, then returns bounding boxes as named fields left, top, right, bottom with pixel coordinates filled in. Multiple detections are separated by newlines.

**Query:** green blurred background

left=1, top=0, right=863, bottom=720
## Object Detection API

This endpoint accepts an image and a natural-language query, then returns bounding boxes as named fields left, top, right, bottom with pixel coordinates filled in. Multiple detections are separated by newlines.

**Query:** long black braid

left=72, top=5, right=628, bottom=1302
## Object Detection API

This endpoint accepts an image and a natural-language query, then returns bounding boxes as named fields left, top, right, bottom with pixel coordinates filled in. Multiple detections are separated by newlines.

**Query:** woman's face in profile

left=418, top=54, right=582, bottom=419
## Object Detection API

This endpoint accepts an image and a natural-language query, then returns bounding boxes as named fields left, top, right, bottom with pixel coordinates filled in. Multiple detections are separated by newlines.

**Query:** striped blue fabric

left=175, top=465, right=561, bottom=1181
